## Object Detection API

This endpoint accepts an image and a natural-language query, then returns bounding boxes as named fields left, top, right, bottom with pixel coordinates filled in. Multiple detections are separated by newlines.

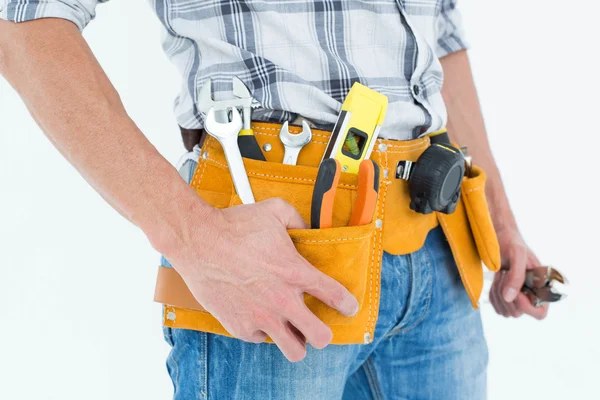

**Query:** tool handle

left=282, top=147, right=302, bottom=165
left=220, top=139, right=256, bottom=204
left=237, top=131, right=266, bottom=161
left=349, top=160, right=379, bottom=226
left=311, top=159, right=341, bottom=229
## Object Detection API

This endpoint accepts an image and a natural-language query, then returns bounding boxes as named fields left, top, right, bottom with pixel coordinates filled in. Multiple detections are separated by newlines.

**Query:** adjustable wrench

left=204, top=107, right=255, bottom=204
left=198, top=77, right=265, bottom=161
left=198, top=78, right=258, bottom=114
left=279, top=120, right=312, bottom=165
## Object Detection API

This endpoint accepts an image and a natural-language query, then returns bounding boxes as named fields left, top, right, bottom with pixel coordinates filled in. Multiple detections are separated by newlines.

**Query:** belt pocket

left=461, top=165, right=501, bottom=272
left=227, top=158, right=382, bottom=339
left=289, top=223, right=376, bottom=327
left=158, top=147, right=384, bottom=344
left=436, top=163, right=502, bottom=308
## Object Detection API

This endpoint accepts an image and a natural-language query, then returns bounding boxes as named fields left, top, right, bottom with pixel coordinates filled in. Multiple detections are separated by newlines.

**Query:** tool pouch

left=461, top=165, right=501, bottom=272
left=154, top=122, right=500, bottom=344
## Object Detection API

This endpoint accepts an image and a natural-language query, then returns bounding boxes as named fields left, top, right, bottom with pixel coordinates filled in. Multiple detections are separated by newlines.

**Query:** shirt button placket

left=413, top=84, right=420, bottom=96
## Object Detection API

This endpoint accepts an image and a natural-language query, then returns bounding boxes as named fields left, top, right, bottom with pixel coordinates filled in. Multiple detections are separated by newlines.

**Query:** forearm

left=0, top=18, right=210, bottom=255
left=440, top=50, right=517, bottom=233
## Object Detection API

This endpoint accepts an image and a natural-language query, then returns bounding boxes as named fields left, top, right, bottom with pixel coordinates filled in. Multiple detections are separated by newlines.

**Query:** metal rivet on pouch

left=201, top=151, right=209, bottom=159
left=364, top=333, right=371, bottom=344
left=376, top=219, right=383, bottom=229
left=342, top=165, right=349, bottom=172
left=166, top=311, right=176, bottom=321
left=378, top=143, right=387, bottom=152
left=383, top=168, right=389, bottom=179
left=263, top=143, right=272, bottom=152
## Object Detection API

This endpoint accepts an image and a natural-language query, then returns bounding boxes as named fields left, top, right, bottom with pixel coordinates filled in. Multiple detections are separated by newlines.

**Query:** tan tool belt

left=154, top=122, right=501, bottom=345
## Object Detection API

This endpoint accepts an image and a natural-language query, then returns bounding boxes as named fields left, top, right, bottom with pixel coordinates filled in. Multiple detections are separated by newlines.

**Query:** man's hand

left=439, top=50, right=550, bottom=321
left=489, top=227, right=549, bottom=319
left=0, top=20, right=356, bottom=362
left=164, top=198, right=359, bottom=362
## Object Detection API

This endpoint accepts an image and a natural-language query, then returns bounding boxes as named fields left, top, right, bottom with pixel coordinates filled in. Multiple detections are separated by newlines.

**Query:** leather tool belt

left=154, top=122, right=501, bottom=345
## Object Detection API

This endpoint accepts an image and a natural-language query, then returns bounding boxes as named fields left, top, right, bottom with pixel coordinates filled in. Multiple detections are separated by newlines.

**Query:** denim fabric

left=162, top=157, right=487, bottom=399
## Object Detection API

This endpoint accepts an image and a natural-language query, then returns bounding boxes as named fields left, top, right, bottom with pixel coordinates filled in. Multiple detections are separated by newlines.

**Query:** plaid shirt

left=1, top=0, right=467, bottom=140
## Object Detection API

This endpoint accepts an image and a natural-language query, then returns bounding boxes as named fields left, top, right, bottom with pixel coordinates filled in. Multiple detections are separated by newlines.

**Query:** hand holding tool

left=311, top=158, right=341, bottom=229
left=500, top=265, right=567, bottom=307
left=199, top=78, right=265, bottom=161
left=349, top=160, right=380, bottom=226
left=204, top=107, right=255, bottom=204
left=323, top=83, right=388, bottom=173
left=279, top=120, right=312, bottom=165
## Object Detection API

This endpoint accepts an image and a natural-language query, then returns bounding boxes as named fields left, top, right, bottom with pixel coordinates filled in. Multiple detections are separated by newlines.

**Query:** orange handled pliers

left=311, top=159, right=380, bottom=229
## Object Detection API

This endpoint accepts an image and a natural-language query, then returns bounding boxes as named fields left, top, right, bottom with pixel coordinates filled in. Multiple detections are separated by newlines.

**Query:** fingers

left=263, top=319, right=307, bottom=362
left=490, top=272, right=509, bottom=317
left=498, top=272, right=522, bottom=317
left=298, top=263, right=359, bottom=317
left=266, top=198, right=308, bottom=229
left=502, top=245, right=528, bottom=303
left=240, top=330, right=268, bottom=344
left=287, top=300, right=333, bottom=350
left=515, top=293, right=549, bottom=320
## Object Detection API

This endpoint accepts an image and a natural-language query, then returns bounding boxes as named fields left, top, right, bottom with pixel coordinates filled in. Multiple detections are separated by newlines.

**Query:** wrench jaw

left=204, top=107, right=256, bottom=205
left=197, top=79, right=214, bottom=115
left=204, top=107, right=243, bottom=139
left=232, top=77, right=262, bottom=109
left=279, top=120, right=313, bottom=165
left=198, top=78, right=255, bottom=115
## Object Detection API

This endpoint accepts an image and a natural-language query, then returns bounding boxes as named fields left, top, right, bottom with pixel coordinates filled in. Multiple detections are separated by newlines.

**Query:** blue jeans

left=162, top=158, right=488, bottom=399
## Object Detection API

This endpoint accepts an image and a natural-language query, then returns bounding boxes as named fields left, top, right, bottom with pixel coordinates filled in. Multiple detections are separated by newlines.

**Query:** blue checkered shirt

left=1, top=0, right=467, bottom=140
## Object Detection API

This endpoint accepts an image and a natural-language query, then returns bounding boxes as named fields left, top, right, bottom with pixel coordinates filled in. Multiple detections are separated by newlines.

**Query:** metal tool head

left=279, top=120, right=313, bottom=147
left=525, top=266, right=567, bottom=289
left=232, top=77, right=261, bottom=109
left=523, top=266, right=568, bottom=306
left=204, top=106, right=243, bottom=139
left=460, top=146, right=473, bottom=178
left=198, top=78, right=255, bottom=115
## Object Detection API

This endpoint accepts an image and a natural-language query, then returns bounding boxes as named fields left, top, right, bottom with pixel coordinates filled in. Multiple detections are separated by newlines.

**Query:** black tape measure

left=396, top=143, right=465, bottom=215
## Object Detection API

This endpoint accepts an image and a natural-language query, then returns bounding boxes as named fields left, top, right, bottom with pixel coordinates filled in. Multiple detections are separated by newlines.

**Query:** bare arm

left=0, top=18, right=358, bottom=360
left=440, top=49, right=547, bottom=319
left=0, top=18, right=200, bottom=243
left=439, top=50, right=516, bottom=233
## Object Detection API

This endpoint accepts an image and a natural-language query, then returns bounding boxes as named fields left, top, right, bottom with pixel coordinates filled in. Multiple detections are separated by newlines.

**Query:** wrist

left=144, top=188, right=219, bottom=265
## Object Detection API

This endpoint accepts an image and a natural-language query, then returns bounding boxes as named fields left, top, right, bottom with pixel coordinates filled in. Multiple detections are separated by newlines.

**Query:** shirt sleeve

left=1, top=0, right=107, bottom=31
left=436, top=0, right=468, bottom=58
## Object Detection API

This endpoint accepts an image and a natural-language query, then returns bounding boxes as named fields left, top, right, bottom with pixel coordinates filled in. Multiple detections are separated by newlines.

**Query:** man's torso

left=151, top=0, right=463, bottom=140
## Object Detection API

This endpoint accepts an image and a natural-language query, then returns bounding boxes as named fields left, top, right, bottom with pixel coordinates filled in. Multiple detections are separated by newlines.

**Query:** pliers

left=311, top=159, right=380, bottom=229
left=501, top=266, right=568, bottom=306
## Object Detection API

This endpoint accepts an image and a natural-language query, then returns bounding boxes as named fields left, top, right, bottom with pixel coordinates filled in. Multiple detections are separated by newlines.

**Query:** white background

left=1, top=1, right=598, bottom=399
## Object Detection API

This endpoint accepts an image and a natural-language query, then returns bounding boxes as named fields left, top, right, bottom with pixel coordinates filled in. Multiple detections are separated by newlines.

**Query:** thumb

left=265, top=198, right=308, bottom=229
left=502, top=245, right=528, bottom=302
